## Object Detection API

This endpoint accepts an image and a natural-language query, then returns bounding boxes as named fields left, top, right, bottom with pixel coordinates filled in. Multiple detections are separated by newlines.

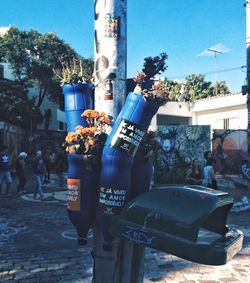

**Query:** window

left=215, top=117, right=240, bottom=130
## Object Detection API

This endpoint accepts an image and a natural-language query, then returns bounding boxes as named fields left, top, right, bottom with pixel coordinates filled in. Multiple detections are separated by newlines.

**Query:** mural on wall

left=155, top=125, right=211, bottom=184
left=212, top=130, right=248, bottom=175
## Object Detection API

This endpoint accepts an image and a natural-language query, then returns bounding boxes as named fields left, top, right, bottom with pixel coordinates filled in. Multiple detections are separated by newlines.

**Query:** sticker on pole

left=67, top=179, right=81, bottom=211
left=110, top=119, right=145, bottom=156
left=105, top=14, right=120, bottom=39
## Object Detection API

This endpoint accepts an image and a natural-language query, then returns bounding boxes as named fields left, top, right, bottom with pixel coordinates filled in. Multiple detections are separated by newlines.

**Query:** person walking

left=15, top=152, right=28, bottom=195
left=33, top=150, right=46, bottom=200
left=0, top=145, right=13, bottom=196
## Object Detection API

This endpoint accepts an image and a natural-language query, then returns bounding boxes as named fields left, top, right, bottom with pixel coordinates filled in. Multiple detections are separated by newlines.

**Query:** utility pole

left=246, top=0, right=250, bottom=126
left=93, top=1, right=133, bottom=283
left=94, top=0, right=127, bottom=119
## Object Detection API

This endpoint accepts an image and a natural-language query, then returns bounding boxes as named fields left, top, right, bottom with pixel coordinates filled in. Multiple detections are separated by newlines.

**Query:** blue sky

left=1, top=0, right=246, bottom=92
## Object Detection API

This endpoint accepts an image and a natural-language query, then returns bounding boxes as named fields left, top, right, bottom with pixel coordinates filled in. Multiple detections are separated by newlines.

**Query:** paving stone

left=0, top=176, right=250, bottom=283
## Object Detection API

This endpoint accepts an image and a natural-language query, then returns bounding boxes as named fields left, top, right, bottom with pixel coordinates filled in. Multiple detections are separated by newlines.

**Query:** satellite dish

left=196, top=43, right=230, bottom=57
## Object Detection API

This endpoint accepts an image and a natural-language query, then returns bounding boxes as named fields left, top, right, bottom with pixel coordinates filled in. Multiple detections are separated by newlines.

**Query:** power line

left=169, top=66, right=246, bottom=80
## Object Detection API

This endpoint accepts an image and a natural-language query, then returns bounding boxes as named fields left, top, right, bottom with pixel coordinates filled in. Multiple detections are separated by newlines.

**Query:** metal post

left=246, top=0, right=250, bottom=126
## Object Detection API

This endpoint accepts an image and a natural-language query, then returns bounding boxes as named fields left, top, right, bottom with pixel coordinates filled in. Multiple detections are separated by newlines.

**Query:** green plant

left=54, top=57, right=93, bottom=85
left=141, top=79, right=170, bottom=105
left=133, top=53, right=169, bottom=105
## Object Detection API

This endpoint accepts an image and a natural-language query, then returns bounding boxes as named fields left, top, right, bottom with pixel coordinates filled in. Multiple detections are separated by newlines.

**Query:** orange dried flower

left=63, top=109, right=112, bottom=155
left=81, top=109, right=92, bottom=117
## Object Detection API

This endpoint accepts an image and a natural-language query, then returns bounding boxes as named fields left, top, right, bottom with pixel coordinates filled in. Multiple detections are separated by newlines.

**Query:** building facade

left=151, top=92, right=247, bottom=131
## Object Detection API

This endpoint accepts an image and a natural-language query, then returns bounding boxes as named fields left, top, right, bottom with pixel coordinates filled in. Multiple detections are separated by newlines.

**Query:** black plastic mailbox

left=110, top=185, right=243, bottom=265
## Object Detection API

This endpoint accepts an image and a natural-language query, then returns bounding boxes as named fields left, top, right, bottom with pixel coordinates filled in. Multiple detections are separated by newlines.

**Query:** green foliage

left=164, top=79, right=182, bottom=101
left=0, top=27, right=30, bottom=81
left=163, top=74, right=231, bottom=102
left=53, top=57, right=93, bottom=85
left=184, top=74, right=213, bottom=101
left=212, top=80, right=230, bottom=96
left=0, top=79, right=43, bottom=129
left=0, top=26, right=94, bottom=108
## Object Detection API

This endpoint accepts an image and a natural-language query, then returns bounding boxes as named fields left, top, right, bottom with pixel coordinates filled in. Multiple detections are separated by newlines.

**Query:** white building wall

left=149, top=93, right=248, bottom=132
left=190, top=93, right=248, bottom=131
left=193, top=107, right=247, bottom=130
left=150, top=101, right=192, bottom=128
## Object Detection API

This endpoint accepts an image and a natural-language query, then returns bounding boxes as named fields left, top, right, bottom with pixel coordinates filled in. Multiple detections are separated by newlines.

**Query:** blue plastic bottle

left=63, top=83, right=94, bottom=132
left=96, top=92, right=160, bottom=247
left=67, top=153, right=100, bottom=245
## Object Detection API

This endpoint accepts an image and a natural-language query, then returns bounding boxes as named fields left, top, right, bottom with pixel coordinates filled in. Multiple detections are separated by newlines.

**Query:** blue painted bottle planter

left=67, top=153, right=100, bottom=245
left=96, top=92, right=160, bottom=246
left=98, top=92, right=159, bottom=214
left=63, top=83, right=94, bottom=132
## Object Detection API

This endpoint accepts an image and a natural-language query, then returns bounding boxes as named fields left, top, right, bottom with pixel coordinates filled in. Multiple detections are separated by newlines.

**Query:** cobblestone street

left=0, top=173, right=250, bottom=282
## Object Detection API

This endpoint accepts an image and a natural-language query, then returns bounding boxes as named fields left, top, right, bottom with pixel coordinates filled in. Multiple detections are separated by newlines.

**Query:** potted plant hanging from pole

left=96, top=53, right=170, bottom=249
left=63, top=110, right=112, bottom=245
left=54, top=57, right=94, bottom=132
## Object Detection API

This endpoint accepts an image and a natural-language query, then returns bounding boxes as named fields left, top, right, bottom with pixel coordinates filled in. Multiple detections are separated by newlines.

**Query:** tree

left=165, top=79, right=182, bottom=101
left=164, top=74, right=231, bottom=102
left=184, top=74, right=213, bottom=101
left=212, top=81, right=230, bottom=96
left=0, top=26, right=94, bottom=108
left=0, top=79, right=43, bottom=129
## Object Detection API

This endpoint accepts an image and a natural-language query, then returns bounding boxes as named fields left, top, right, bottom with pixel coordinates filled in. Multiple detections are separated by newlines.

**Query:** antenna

left=197, top=43, right=230, bottom=94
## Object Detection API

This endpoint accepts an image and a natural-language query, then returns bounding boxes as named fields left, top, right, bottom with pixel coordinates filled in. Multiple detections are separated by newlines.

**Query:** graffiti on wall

left=212, top=130, right=248, bottom=175
left=155, top=125, right=210, bottom=184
